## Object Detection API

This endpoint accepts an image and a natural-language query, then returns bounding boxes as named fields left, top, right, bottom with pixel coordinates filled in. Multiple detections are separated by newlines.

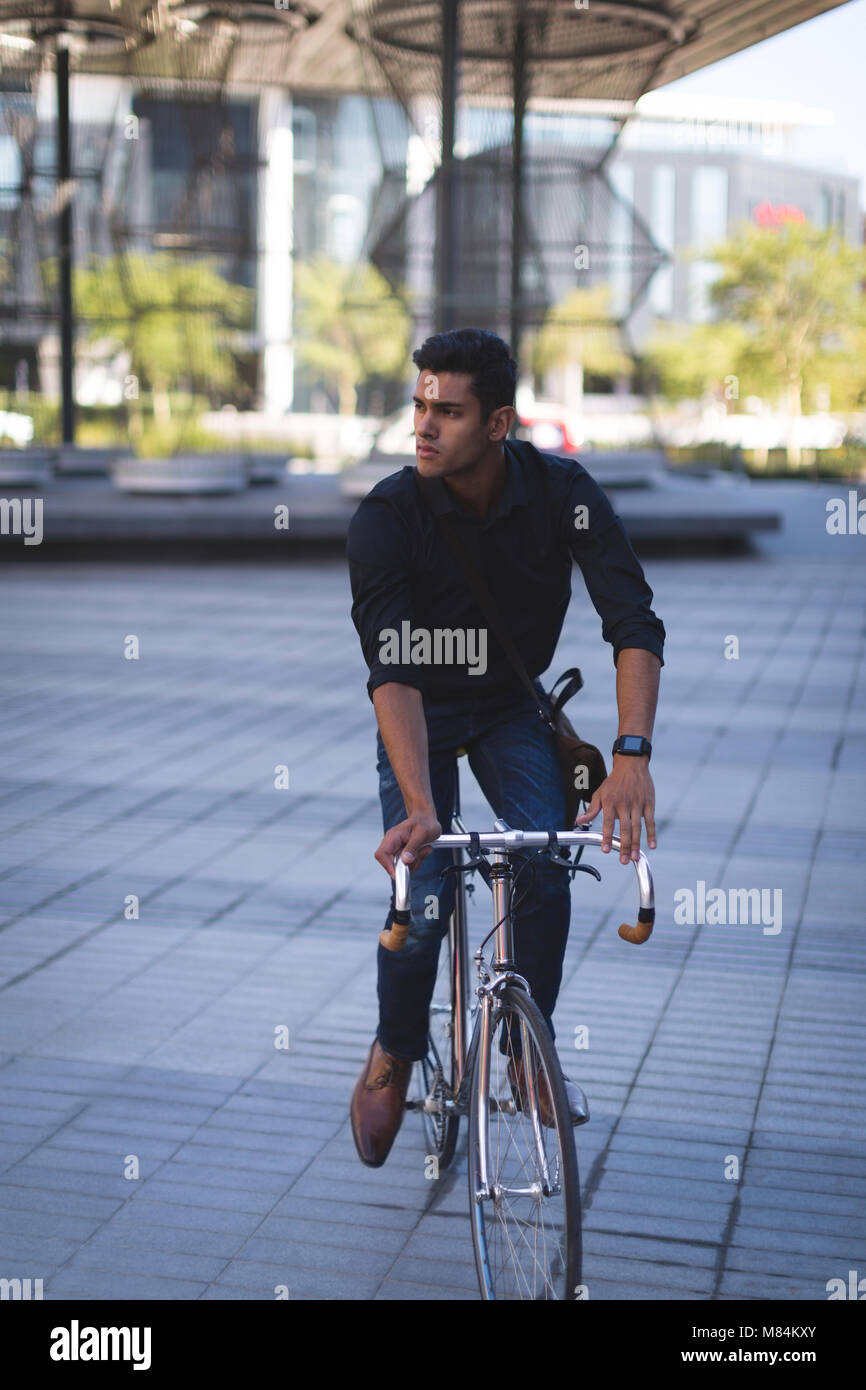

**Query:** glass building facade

left=0, top=79, right=860, bottom=405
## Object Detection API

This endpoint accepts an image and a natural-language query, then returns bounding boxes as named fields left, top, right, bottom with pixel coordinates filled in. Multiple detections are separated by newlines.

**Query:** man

left=346, top=328, right=664, bottom=1168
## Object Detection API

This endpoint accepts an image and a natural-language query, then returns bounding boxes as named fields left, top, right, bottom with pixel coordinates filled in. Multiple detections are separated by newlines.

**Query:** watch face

left=615, top=736, right=650, bottom=755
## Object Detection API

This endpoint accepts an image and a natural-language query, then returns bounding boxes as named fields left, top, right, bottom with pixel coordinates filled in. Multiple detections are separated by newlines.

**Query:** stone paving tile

left=44, top=1268, right=209, bottom=1300
left=0, top=1167, right=135, bottom=1199
left=0, top=1184, right=122, bottom=1220
left=379, top=1253, right=480, bottom=1293
left=748, top=1148, right=866, bottom=1179
left=212, top=1258, right=379, bottom=1299
left=268, top=1193, right=419, bottom=1231
left=584, top=1210, right=729, bottom=1244
left=237, top=1236, right=398, bottom=1279
left=374, top=1279, right=479, bottom=1301
left=583, top=1253, right=717, bottom=1294
left=587, top=1279, right=707, bottom=1300
left=2, top=536, right=864, bottom=1301
left=64, top=1242, right=227, bottom=1282
left=120, top=1199, right=265, bottom=1238
left=128, top=1179, right=280, bottom=1214
left=0, top=1230, right=82, bottom=1264
left=729, top=1225, right=866, bottom=1259
left=722, top=1245, right=850, bottom=1282
left=587, top=1188, right=732, bottom=1221
left=247, top=1218, right=406, bottom=1256
left=718, top=1269, right=830, bottom=1299
left=85, top=1220, right=248, bottom=1261
left=738, top=1181, right=866, bottom=1211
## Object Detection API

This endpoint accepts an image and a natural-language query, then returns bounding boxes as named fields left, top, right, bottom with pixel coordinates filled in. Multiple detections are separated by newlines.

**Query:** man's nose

left=417, top=410, right=438, bottom=436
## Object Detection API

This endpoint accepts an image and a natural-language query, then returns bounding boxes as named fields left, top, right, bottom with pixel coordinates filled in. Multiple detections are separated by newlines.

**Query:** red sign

left=753, top=200, right=806, bottom=227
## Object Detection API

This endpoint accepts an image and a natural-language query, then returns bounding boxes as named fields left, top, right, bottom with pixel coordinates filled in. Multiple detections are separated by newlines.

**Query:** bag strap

left=415, top=468, right=555, bottom=731
left=549, top=667, right=583, bottom=718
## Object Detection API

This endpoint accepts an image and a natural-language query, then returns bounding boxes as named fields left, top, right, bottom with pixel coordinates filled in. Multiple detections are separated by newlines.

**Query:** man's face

left=412, top=370, right=501, bottom=478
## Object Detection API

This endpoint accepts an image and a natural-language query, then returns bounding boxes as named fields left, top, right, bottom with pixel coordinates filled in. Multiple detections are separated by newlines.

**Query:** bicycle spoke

left=470, top=988, right=580, bottom=1300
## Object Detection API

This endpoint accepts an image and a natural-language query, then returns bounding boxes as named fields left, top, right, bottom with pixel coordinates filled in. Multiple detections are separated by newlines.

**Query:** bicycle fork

left=472, top=851, right=554, bottom=1202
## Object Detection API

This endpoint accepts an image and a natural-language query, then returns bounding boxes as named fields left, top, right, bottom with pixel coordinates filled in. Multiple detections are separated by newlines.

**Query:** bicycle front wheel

left=468, top=985, right=582, bottom=1300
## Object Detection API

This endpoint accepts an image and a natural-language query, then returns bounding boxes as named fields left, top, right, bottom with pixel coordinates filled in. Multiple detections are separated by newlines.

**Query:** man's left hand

left=574, top=758, right=657, bottom=864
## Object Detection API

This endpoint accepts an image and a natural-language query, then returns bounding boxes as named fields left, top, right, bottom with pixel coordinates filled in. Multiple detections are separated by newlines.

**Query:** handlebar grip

left=379, top=907, right=411, bottom=952
left=618, top=907, right=655, bottom=945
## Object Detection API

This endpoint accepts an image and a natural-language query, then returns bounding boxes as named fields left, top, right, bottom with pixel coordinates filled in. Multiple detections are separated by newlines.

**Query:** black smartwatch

left=612, top=735, right=652, bottom=760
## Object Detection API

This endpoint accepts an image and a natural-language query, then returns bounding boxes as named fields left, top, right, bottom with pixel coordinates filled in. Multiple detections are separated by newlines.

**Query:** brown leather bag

left=546, top=669, right=608, bottom=824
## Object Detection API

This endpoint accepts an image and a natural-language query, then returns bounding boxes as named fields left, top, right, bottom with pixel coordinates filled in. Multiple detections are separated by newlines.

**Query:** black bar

left=57, top=39, right=75, bottom=444
left=8, top=1300, right=860, bottom=1370
left=509, top=14, right=527, bottom=356
left=435, top=0, right=458, bottom=333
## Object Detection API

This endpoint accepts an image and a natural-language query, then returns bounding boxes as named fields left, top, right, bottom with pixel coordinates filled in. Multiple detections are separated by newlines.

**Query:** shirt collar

left=417, top=441, right=529, bottom=524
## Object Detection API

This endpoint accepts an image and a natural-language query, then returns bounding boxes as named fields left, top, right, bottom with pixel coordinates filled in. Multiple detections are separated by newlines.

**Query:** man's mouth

left=417, top=444, right=439, bottom=457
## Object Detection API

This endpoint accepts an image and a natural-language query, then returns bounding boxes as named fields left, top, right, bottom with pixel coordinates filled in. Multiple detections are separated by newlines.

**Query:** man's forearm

left=615, top=648, right=661, bottom=742
left=372, top=682, right=434, bottom=814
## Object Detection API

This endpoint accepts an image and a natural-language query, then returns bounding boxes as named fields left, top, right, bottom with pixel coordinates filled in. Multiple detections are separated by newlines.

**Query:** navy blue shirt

left=346, top=439, right=665, bottom=703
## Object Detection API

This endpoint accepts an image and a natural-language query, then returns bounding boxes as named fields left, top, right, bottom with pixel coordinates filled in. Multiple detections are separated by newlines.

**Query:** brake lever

left=439, top=853, right=493, bottom=891
left=544, top=847, right=602, bottom=881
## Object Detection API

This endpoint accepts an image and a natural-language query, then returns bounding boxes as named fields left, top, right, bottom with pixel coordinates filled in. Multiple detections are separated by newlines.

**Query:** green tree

left=292, top=258, right=410, bottom=415
left=528, top=286, right=633, bottom=400
left=47, top=251, right=252, bottom=443
left=708, top=221, right=866, bottom=464
left=640, top=320, right=751, bottom=403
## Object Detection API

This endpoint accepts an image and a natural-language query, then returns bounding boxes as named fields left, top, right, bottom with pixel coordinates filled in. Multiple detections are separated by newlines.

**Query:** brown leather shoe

left=350, top=1038, right=414, bottom=1167
left=507, top=1056, right=589, bottom=1128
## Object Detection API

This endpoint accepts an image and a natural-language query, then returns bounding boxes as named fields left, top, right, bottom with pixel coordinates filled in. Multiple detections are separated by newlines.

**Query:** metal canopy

left=0, top=2, right=851, bottom=96
left=0, top=0, right=850, bottom=446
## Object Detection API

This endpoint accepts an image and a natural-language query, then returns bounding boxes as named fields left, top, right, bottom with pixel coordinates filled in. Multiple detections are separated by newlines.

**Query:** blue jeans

left=375, top=680, right=572, bottom=1063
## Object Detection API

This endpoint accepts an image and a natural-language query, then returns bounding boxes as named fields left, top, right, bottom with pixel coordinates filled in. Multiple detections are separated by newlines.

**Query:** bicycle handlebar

left=379, top=829, right=655, bottom=952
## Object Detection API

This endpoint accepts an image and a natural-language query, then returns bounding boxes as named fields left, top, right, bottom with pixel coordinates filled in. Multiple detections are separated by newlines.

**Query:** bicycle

left=380, top=769, right=656, bottom=1301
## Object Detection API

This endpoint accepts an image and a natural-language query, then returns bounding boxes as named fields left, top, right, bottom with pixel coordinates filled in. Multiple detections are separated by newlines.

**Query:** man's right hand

left=374, top=809, right=441, bottom=879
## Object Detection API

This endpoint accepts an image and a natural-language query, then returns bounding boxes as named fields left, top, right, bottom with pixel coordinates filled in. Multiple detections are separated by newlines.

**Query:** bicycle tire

left=468, top=984, right=582, bottom=1300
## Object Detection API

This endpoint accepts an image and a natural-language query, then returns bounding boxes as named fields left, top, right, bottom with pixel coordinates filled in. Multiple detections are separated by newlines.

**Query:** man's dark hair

left=412, top=328, right=517, bottom=424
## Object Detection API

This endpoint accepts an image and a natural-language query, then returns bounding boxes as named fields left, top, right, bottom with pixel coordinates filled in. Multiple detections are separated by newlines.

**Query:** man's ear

left=489, top=405, right=516, bottom=441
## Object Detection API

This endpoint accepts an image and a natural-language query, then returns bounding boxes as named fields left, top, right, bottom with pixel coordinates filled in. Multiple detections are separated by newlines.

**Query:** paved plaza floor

left=0, top=481, right=864, bottom=1301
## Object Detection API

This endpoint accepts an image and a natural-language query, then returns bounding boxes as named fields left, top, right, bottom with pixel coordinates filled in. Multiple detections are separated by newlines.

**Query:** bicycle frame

left=403, top=795, right=474, bottom=1138
left=446, top=809, right=473, bottom=1098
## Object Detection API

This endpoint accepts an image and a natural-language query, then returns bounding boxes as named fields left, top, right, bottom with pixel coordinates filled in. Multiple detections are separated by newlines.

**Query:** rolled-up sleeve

left=346, top=497, right=427, bottom=701
left=562, top=470, right=665, bottom=667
